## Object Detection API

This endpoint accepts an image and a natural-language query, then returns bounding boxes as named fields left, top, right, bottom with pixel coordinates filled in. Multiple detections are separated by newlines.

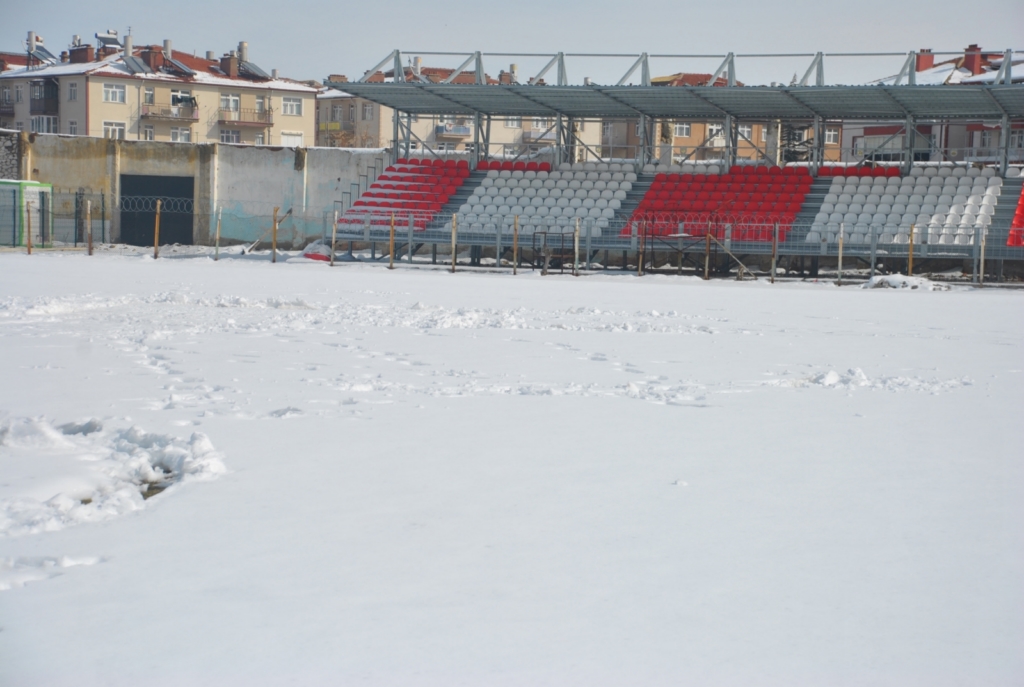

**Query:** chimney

left=220, top=52, right=239, bottom=78
left=60, top=51, right=69, bottom=63
left=73, top=35, right=81, bottom=47
left=163, top=39, right=172, bottom=59
left=238, top=41, right=248, bottom=63
left=206, top=50, right=215, bottom=61
left=963, top=44, right=983, bottom=75
left=510, top=63, right=518, bottom=83
left=584, top=76, right=592, bottom=86
left=327, top=74, right=348, bottom=83
left=272, top=68, right=279, bottom=79
left=123, top=35, right=132, bottom=56
left=412, top=56, right=422, bottom=76
left=69, top=44, right=95, bottom=63
left=915, top=49, right=934, bottom=72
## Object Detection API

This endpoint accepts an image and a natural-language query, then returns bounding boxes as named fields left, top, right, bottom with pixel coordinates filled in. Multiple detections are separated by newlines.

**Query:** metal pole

left=25, top=201, right=32, bottom=255
left=153, top=199, right=162, bottom=259
left=86, top=200, right=93, bottom=256
left=101, top=192, right=106, bottom=244
left=407, top=214, right=414, bottom=263
left=215, top=207, right=222, bottom=261
left=513, top=215, right=518, bottom=275
left=869, top=223, right=878, bottom=278
left=704, top=231, right=711, bottom=280
left=585, top=219, right=592, bottom=270
left=573, top=217, right=580, bottom=277
left=907, top=223, right=914, bottom=277
left=979, top=225, right=987, bottom=285
left=837, top=222, right=844, bottom=286
left=388, top=212, right=395, bottom=269
left=450, top=214, right=457, bottom=273
left=330, top=210, right=338, bottom=266
left=637, top=224, right=645, bottom=277
left=272, top=207, right=279, bottom=263
left=771, top=221, right=778, bottom=283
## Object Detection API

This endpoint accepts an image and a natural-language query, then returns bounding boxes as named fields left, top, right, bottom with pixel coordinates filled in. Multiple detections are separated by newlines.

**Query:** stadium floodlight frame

left=328, top=49, right=1024, bottom=174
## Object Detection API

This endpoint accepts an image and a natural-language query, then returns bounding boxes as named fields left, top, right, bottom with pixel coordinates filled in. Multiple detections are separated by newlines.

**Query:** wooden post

left=770, top=221, right=778, bottom=283
left=450, top=214, right=457, bottom=273
left=907, top=223, right=914, bottom=277
left=330, top=210, right=338, bottom=267
left=271, top=207, right=279, bottom=263
left=837, top=222, right=844, bottom=286
left=573, top=217, right=580, bottom=277
left=703, top=231, right=711, bottom=280
left=25, top=201, right=32, bottom=255
left=153, top=199, right=162, bottom=259
left=388, top=212, right=395, bottom=269
left=214, top=207, right=222, bottom=261
left=86, top=200, right=93, bottom=255
left=512, top=215, right=519, bottom=275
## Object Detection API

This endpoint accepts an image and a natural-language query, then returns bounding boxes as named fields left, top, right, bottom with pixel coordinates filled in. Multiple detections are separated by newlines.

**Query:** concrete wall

left=9, top=131, right=386, bottom=246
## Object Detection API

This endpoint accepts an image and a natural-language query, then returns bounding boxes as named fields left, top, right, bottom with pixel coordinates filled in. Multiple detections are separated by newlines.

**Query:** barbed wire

left=119, top=196, right=194, bottom=213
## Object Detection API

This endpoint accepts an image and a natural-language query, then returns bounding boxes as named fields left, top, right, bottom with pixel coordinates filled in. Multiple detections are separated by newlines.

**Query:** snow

left=0, top=251, right=1022, bottom=686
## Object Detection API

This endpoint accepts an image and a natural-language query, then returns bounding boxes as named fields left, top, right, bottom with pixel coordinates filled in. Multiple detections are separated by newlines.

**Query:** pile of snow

left=0, top=416, right=226, bottom=538
left=862, top=274, right=951, bottom=291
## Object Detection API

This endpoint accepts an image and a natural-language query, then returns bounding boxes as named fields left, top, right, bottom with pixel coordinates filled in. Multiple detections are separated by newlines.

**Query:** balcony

left=218, top=108, right=273, bottom=127
left=435, top=124, right=471, bottom=140
left=523, top=129, right=556, bottom=143
left=30, top=97, right=59, bottom=116
left=0, top=101, right=14, bottom=117
left=319, top=120, right=354, bottom=132
left=141, top=103, right=199, bottom=121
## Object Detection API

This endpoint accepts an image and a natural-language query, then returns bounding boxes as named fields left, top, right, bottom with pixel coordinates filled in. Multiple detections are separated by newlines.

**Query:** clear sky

left=4, top=0, right=1023, bottom=86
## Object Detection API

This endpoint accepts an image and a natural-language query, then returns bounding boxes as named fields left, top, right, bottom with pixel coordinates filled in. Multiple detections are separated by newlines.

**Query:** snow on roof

left=870, top=63, right=970, bottom=86
left=317, top=86, right=353, bottom=100
left=0, top=48, right=316, bottom=93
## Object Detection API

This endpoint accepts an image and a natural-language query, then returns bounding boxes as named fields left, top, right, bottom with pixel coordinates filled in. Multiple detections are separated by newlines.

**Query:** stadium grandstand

left=310, top=49, right=1024, bottom=272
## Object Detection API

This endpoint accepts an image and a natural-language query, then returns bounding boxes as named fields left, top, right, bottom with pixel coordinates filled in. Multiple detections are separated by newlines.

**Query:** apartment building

left=316, top=61, right=602, bottom=157
left=601, top=72, right=842, bottom=163
left=0, top=31, right=316, bottom=146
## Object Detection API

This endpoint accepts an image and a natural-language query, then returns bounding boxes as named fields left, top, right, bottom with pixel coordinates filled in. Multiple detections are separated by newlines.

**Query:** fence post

left=214, top=207, right=222, bottom=261
left=388, top=212, right=395, bottom=269
left=101, top=192, right=106, bottom=244
left=869, top=223, right=878, bottom=278
left=907, top=223, right=914, bottom=277
left=979, top=226, right=987, bottom=285
left=496, top=219, right=502, bottom=267
left=513, top=215, right=519, bottom=275
left=677, top=223, right=684, bottom=275
left=86, top=199, right=93, bottom=256
left=153, top=199, right=161, bottom=259
left=585, top=219, right=592, bottom=270
left=770, top=221, right=778, bottom=283
left=703, top=231, right=711, bottom=280
left=837, top=222, right=844, bottom=286
left=574, top=217, right=580, bottom=277
left=407, top=214, right=414, bottom=263
left=271, top=206, right=278, bottom=263
left=25, top=201, right=32, bottom=255
left=330, top=210, right=339, bottom=266
left=450, top=214, right=457, bottom=273
left=637, top=224, right=645, bottom=277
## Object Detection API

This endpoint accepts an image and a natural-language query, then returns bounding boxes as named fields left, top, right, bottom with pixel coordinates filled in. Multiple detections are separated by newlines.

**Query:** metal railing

left=29, top=97, right=59, bottom=115
left=141, top=103, right=199, bottom=121
left=218, top=108, right=273, bottom=125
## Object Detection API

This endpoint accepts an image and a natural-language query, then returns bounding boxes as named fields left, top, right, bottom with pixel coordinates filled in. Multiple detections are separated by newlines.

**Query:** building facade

left=0, top=32, right=316, bottom=147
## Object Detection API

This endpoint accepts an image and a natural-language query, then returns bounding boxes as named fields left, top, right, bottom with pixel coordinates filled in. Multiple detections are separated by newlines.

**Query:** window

left=15, top=121, right=23, bottom=131
left=103, top=83, right=126, bottom=103
left=707, top=124, right=724, bottom=140
left=348, top=103, right=355, bottom=121
left=738, top=124, right=752, bottom=140
left=143, top=125, right=154, bottom=141
left=170, top=127, right=191, bottom=142
left=280, top=97, right=302, bottom=116
left=15, top=85, right=23, bottom=103
left=602, top=121, right=613, bottom=140
left=31, top=82, right=45, bottom=100
left=331, top=104, right=343, bottom=122
left=280, top=132, right=303, bottom=146
left=578, top=119, right=585, bottom=132
left=170, top=89, right=191, bottom=106
left=1, top=86, right=9, bottom=103
left=68, top=82, right=78, bottom=101
left=825, top=127, right=840, bottom=145
left=438, top=114, right=453, bottom=124
left=464, top=143, right=476, bottom=155
left=255, top=96, right=266, bottom=114
left=674, top=122, right=691, bottom=138
left=505, top=116, right=521, bottom=128
left=1011, top=130, right=1024, bottom=149
left=220, top=129, right=241, bottom=144
left=30, top=115, right=58, bottom=133
left=143, top=87, right=154, bottom=105
left=533, top=117, right=551, bottom=129
left=979, top=130, right=993, bottom=149
left=435, top=142, right=451, bottom=152
left=359, top=102, right=373, bottom=120
left=68, top=120, right=78, bottom=135
left=761, top=125, right=768, bottom=142
left=103, top=121, right=126, bottom=139
left=255, top=133, right=264, bottom=145
left=220, top=93, right=240, bottom=111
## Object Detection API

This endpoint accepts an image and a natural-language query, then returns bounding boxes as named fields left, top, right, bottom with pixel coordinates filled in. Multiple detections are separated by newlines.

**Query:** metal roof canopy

left=326, top=81, right=1024, bottom=121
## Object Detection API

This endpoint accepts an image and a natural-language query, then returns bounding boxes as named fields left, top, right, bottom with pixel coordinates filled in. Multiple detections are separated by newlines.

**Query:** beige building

left=0, top=31, right=316, bottom=147
left=316, top=64, right=602, bottom=159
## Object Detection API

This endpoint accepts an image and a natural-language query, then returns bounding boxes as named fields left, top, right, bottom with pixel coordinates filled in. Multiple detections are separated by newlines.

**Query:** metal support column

left=724, top=115, right=734, bottom=170
left=903, top=116, right=916, bottom=175
left=473, top=112, right=482, bottom=166
left=999, top=114, right=1010, bottom=177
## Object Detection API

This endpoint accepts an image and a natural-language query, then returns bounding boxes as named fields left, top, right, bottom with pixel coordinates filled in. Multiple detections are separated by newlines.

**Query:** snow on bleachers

left=340, top=158, right=470, bottom=230
left=626, top=164, right=812, bottom=241
left=811, top=165, right=1007, bottom=247
left=456, top=161, right=638, bottom=236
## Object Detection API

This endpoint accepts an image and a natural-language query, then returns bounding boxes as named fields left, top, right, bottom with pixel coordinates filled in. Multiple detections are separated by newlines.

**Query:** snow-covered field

left=0, top=251, right=1021, bottom=686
